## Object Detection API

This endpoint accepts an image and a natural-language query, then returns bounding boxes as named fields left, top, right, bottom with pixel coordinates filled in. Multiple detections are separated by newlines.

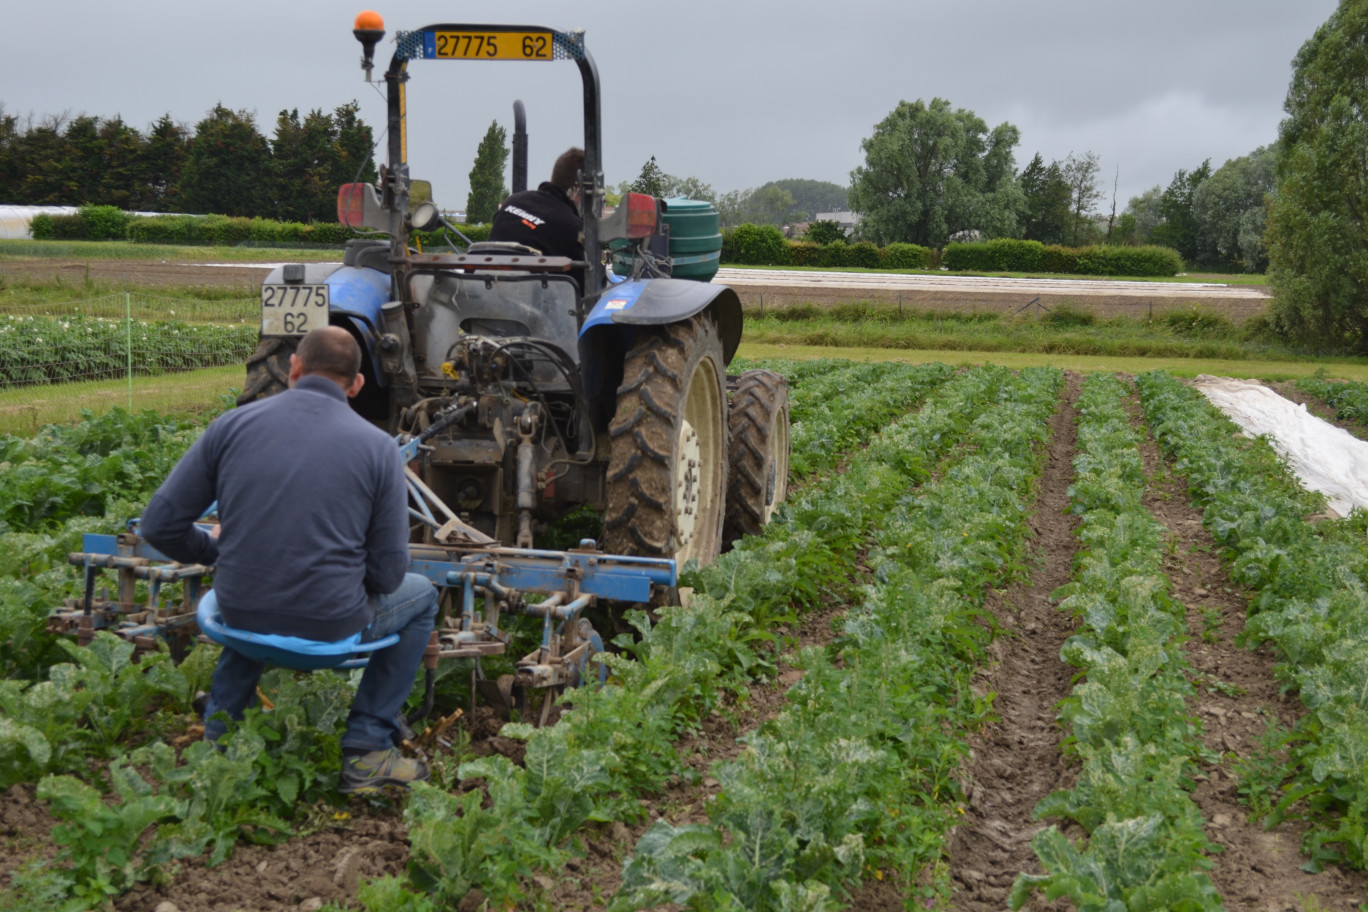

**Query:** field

left=7, top=357, right=1368, bottom=911
left=6, top=252, right=1368, bottom=910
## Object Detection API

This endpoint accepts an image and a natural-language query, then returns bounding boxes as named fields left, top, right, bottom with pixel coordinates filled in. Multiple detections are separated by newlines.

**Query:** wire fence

left=0, top=293, right=258, bottom=435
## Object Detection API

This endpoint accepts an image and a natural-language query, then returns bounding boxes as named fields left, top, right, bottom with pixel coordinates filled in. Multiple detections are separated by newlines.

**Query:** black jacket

left=489, top=182, right=585, bottom=290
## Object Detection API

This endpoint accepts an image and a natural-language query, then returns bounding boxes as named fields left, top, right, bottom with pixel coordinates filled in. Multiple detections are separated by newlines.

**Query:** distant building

left=815, top=211, right=861, bottom=234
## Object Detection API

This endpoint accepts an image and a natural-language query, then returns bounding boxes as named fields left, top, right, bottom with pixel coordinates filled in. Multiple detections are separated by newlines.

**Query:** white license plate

left=261, top=284, right=329, bottom=335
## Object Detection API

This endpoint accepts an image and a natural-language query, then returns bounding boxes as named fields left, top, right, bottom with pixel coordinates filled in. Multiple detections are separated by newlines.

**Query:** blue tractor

left=239, top=13, right=791, bottom=571
left=50, top=14, right=791, bottom=723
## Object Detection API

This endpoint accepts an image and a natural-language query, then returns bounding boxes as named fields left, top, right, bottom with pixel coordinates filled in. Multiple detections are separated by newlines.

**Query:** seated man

left=141, top=326, right=438, bottom=793
left=488, top=146, right=587, bottom=291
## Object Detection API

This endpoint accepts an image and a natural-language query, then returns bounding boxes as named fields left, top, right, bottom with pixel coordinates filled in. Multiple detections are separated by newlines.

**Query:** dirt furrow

left=1132, top=387, right=1368, bottom=910
left=944, top=371, right=1082, bottom=910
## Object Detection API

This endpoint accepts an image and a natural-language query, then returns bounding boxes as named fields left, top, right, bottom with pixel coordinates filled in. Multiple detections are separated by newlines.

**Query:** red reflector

left=338, top=183, right=366, bottom=227
left=626, top=193, right=658, bottom=239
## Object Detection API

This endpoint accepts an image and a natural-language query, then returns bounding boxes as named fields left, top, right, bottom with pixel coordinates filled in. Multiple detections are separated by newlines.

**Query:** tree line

left=843, top=97, right=1276, bottom=274
left=0, top=102, right=376, bottom=222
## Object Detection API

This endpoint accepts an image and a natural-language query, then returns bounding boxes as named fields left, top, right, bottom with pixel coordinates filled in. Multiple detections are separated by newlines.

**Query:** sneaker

left=338, top=748, right=430, bottom=794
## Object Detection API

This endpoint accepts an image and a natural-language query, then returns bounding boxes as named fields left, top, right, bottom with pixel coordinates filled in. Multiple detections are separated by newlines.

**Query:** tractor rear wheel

left=723, top=369, right=790, bottom=547
left=604, top=313, right=727, bottom=568
left=236, top=336, right=297, bottom=406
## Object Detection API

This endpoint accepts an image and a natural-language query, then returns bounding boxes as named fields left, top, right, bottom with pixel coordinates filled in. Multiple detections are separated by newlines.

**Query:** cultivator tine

left=475, top=674, right=515, bottom=715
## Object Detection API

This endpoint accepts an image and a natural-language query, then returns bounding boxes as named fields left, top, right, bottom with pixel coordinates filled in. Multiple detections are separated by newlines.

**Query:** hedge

left=720, top=226, right=930, bottom=271
left=722, top=223, right=789, bottom=266
left=945, top=239, right=1182, bottom=277
left=881, top=242, right=931, bottom=270
left=30, top=206, right=130, bottom=242
left=28, top=208, right=489, bottom=250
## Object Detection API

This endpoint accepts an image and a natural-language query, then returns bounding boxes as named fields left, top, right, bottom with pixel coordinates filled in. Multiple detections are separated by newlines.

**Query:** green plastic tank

left=611, top=197, right=722, bottom=282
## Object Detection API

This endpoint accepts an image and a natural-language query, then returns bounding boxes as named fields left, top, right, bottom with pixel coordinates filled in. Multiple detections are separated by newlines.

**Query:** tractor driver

left=140, top=326, right=439, bottom=794
left=488, top=146, right=588, bottom=292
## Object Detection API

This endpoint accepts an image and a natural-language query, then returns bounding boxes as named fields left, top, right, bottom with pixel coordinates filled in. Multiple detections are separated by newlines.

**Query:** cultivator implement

left=49, top=429, right=676, bottom=723
left=50, top=529, right=672, bottom=719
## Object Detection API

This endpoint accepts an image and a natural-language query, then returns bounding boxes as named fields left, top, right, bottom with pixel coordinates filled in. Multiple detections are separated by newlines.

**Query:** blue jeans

left=203, top=573, right=440, bottom=750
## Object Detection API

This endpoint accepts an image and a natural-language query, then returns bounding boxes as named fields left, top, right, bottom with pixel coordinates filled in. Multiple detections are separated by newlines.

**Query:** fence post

left=126, top=292, right=133, bottom=411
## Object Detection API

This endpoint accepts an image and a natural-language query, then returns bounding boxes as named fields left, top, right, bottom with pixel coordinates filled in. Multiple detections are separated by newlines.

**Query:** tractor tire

left=722, top=369, right=790, bottom=547
left=604, top=313, right=728, bottom=568
left=236, top=336, right=297, bottom=407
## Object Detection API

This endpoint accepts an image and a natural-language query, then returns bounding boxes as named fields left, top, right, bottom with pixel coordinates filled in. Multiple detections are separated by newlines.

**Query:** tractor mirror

left=337, top=182, right=386, bottom=230
left=409, top=180, right=433, bottom=210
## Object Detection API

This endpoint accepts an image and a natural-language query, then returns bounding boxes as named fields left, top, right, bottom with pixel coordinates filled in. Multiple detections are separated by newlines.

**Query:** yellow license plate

left=427, top=30, right=554, bottom=60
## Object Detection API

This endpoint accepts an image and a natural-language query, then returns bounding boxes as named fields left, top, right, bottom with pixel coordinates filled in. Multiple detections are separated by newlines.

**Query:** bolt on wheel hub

left=675, top=419, right=701, bottom=548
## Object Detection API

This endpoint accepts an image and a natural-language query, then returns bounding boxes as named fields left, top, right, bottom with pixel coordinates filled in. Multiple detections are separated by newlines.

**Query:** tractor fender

left=580, top=278, right=742, bottom=365
left=577, top=277, right=742, bottom=432
left=260, top=263, right=391, bottom=386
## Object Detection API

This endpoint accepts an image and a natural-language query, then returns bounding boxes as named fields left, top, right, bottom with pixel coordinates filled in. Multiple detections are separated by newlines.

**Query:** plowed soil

left=0, top=258, right=272, bottom=292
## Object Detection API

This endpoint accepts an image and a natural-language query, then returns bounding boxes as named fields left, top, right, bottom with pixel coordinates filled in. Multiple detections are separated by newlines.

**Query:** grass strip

left=734, top=342, right=1368, bottom=384
left=1139, top=371, right=1368, bottom=873
left=1010, top=373, right=1220, bottom=909
left=740, top=311, right=1292, bottom=362
left=612, top=366, right=1061, bottom=910
left=0, top=365, right=239, bottom=436
left=0, top=238, right=342, bottom=262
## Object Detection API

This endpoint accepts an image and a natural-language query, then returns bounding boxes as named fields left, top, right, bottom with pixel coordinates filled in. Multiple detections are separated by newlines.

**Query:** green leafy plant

left=1010, top=816, right=1221, bottom=912
left=37, top=771, right=182, bottom=909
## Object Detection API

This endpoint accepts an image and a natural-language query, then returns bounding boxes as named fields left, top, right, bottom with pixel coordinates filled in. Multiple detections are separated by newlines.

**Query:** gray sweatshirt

left=141, top=374, right=409, bottom=640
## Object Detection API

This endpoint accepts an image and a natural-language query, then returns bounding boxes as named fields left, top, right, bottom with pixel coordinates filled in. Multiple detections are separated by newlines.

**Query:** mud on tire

left=604, top=313, right=727, bottom=567
left=723, top=369, right=790, bottom=548
left=236, top=336, right=297, bottom=407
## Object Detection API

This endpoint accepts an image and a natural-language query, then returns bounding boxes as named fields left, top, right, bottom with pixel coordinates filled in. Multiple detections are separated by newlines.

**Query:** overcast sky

left=0, top=1, right=1340, bottom=214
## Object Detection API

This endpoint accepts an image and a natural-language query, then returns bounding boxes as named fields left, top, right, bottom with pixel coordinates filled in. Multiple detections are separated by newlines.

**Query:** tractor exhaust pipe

left=512, top=100, right=528, bottom=194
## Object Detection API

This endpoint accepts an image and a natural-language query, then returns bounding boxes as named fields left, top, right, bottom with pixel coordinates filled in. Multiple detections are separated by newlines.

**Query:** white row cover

left=1192, top=375, right=1368, bottom=518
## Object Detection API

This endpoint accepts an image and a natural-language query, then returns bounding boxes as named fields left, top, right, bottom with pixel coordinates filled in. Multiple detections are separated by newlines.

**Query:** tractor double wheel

left=604, top=313, right=728, bottom=567
left=723, top=369, right=790, bottom=547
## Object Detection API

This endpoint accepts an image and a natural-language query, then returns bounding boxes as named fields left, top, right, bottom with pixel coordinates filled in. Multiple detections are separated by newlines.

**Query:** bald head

left=295, top=326, right=362, bottom=384
left=288, top=327, right=366, bottom=398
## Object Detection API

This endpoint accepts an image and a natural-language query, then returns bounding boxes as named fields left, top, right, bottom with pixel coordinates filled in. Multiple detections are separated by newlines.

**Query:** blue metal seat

left=196, top=590, right=399, bottom=670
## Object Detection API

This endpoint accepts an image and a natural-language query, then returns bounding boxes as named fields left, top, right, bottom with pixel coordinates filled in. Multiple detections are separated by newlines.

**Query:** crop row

left=1012, top=373, right=1220, bottom=909
left=1296, top=376, right=1368, bottom=426
left=614, top=366, right=1062, bottom=910
left=738, top=357, right=954, bottom=479
left=1139, top=371, right=1368, bottom=871
left=0, top=314, right=256, bottom=388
